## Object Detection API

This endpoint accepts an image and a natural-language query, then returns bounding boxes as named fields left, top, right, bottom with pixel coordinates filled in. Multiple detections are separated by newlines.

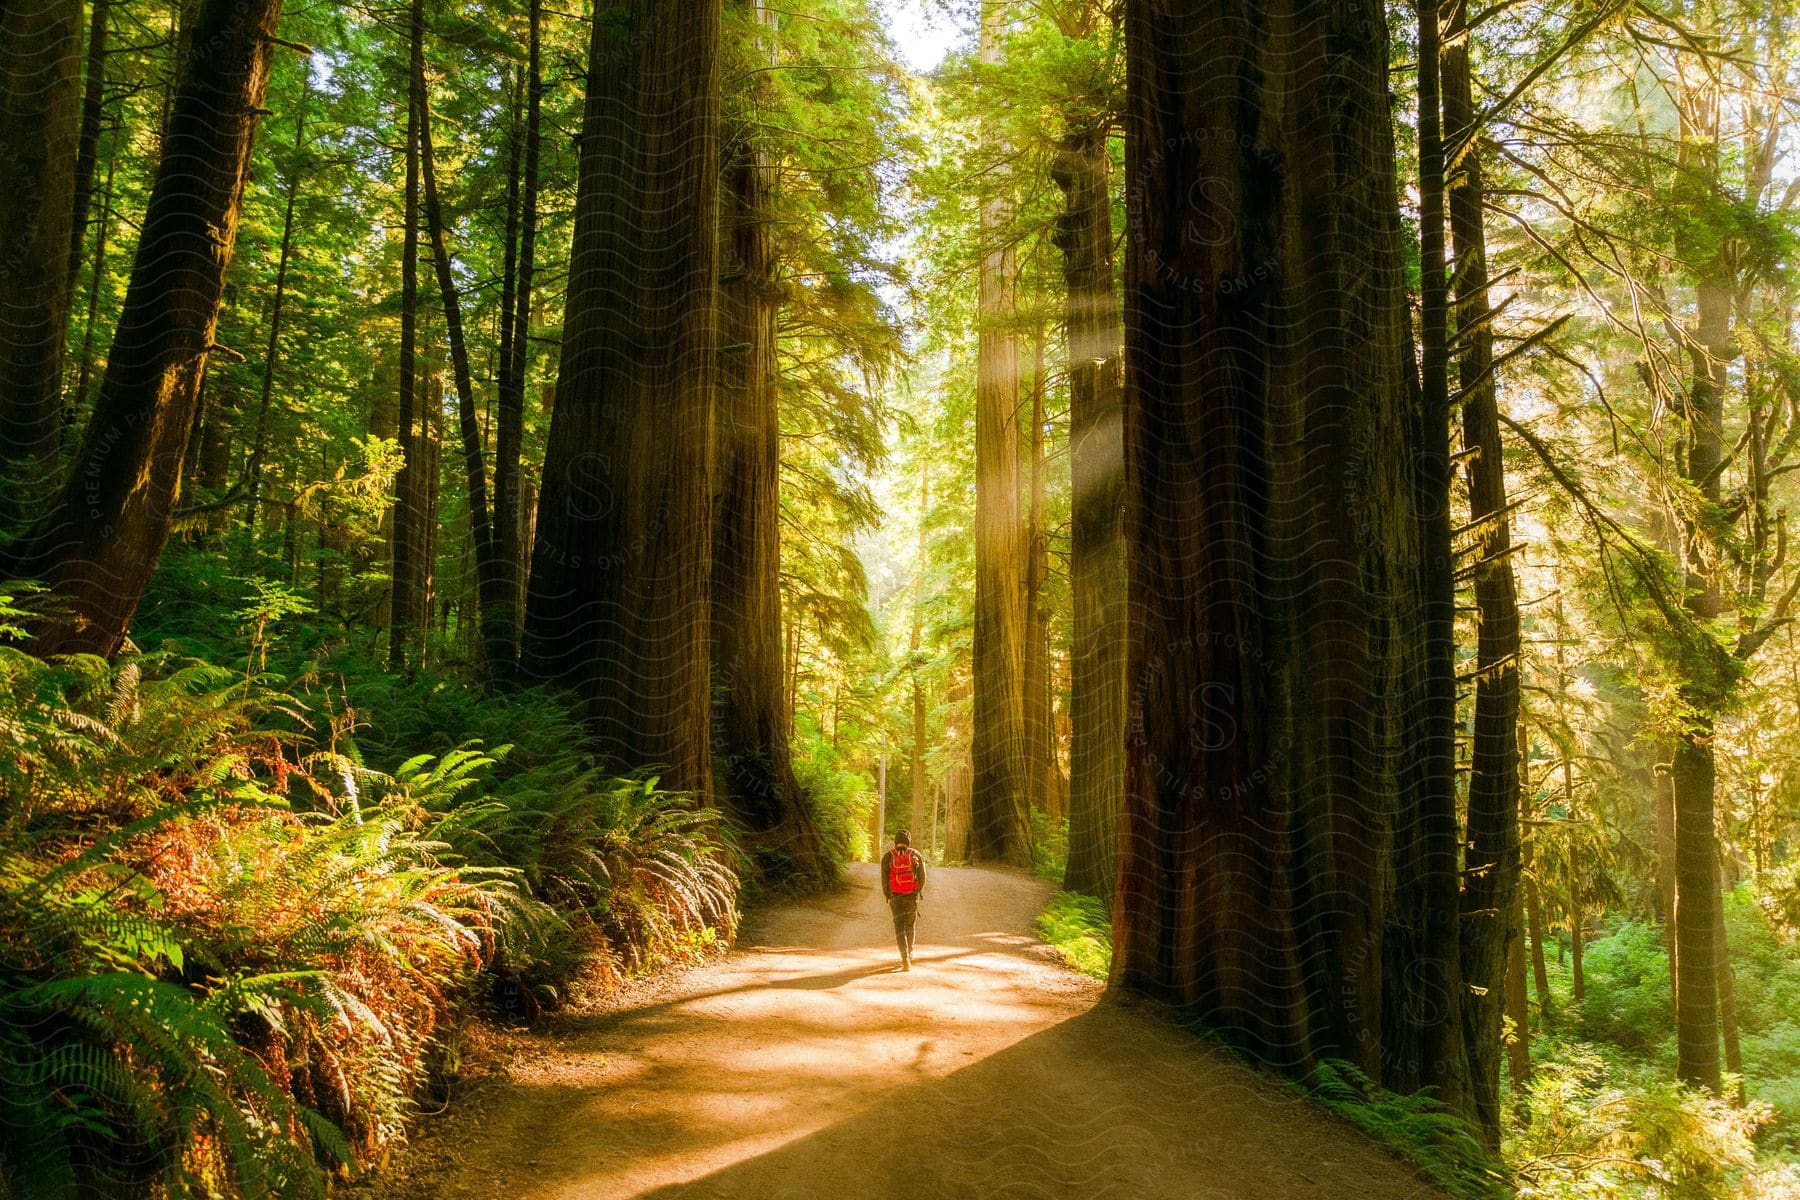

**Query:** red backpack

left=888, top=847, right=918, bottom=896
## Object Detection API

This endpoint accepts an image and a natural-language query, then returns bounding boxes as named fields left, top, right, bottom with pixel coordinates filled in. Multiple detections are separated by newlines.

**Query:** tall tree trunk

left=493, top=0, right=542, bottom=672
left=970, top=0, right=1031, bottom=866
left=417, top=53, right=513, bottom=679
left=1505, top=886, right=1533, bottom=1102
left=0, top=0, right=286, bottom=654
left=710, top=0, right=829, bottom=880
left=1115, top=0, right=1466, bottom=1111
left=1022, top=327, right=1055, bottom=824
left=910, top=474, right=931, bottom=840
left=390, top=0, right=425, bottom=671
left=67, top=0, right=110, bottom=290
left=0, top=0, right=82, bottom=524
left=245, top=75, right=308, bottom=537
left=1386, top=0, right=1468, bottom=1110
left=1672, top=263, right=1731, bottom=1093
left=1714, top=849, right=1743, bottom=1104
left=1053, top=112, right=1124, bottom=904
left=67, top=122, right=117, bottom=443
left=1657, top=757, right=1680, bottom=1005
left=520, top=0, right=721, bottom=798
left=1443, top=0, right=1523, bottom=1149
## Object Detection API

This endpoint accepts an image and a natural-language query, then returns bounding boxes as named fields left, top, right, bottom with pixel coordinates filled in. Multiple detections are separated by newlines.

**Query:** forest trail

left=370, top=865, right=1444, bottom=1200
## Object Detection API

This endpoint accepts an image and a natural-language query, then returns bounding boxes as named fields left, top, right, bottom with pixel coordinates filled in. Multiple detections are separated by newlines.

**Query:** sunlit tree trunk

left=1115, top=0, right=1467, bottom=1111
left=910, top=474, right=931, bottom=840
left=1022, top=328, right=1056, bottom=825
left=970, top=0, right=1032, bottom=866
left=0, top=0, right=286, bottom=654
left=1052, top=106, right=1124, bottom=904
left=390, top=0, right=425, bottom=671
left=0, top=0, right=82, bottom=524
left=521, top=0, right=721, bottom=797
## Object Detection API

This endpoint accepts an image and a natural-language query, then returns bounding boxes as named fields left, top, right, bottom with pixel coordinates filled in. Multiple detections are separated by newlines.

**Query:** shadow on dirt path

left=367, top=864, right=1446, bottom=1200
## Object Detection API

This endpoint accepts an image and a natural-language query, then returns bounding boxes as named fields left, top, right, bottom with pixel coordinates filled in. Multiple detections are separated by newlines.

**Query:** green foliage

left=1035, top=891, right=1110, bottom=981
left=1308, top=1061, right=1511, bottom=1200
left=1506, top=1038, right=1799, bottom=1200
left=0, top=644, right=738, bottom=1196
left=1030, top=810, right=1068, bottom=881
left=1577, top=921, right=1675, bottom=1054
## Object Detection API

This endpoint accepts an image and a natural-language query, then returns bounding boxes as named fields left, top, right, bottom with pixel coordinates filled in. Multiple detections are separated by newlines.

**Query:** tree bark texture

left=0, top=0, right=286, bottom=654
left=1053, top=117, right=1125, bottom=905
left=1114, top=0, right=1467, bottom=1110
left=520, top=0, right=722, bottom=798
left=970, top=0, right=1032, bottom=866
left=0, top=0, right=82, bottom=521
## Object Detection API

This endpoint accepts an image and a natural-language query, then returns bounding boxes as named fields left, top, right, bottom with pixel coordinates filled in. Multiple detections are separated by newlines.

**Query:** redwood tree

left=1050, top=2, right=1125, bottom=903
left=970, top=0, right=1032, bottom=866
left=0, top=0, right=82, bottom=522
left=0, top=0, right=287, bottom=654
left=711, top=0, right=831, bottom=879
left=520, top=0, right=722, bottom=797
left=1113, top=0, right=1469, bottom=1110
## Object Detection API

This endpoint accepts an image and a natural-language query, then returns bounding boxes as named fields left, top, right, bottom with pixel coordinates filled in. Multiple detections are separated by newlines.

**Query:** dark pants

left=889, top=894, right=918, bottom=961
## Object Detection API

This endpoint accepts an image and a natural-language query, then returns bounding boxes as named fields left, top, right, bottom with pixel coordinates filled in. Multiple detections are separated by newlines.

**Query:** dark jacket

left=880, top=846, right=926, bottom=902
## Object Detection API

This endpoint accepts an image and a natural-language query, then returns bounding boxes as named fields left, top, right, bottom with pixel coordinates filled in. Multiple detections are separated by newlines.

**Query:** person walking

left=881, top=830, right=926, bottom=971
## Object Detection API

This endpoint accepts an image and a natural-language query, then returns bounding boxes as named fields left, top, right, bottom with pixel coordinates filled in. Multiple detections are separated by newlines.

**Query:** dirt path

left=368, top=864, right=1445, bottom=1200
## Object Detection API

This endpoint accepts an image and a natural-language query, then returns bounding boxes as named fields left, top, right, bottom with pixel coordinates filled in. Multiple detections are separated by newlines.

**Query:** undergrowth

left=0, top=643, right=738, bottom=1198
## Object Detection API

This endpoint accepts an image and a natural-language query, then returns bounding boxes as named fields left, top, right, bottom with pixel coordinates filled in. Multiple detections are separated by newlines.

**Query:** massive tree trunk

left=390, top=0, right=425, bottom=671
left=493, top=0, right=543, bottom=671
left=970, top=0, right=1032, bottom=866
left=0, top=0, right=82, bottom=523
left=1443, top=0, right=1523, bottom=1149
left=1052, top=111, right=1125, bottom=904
left=520, top=0, right=721, bottom=798
left=0, top=0, right=285, bottom=654
left=417, top=54, right=513, bottom=678
left=710, top=0, right=830, bottom=881
left=1114, top=0, right=1467, bottom=1108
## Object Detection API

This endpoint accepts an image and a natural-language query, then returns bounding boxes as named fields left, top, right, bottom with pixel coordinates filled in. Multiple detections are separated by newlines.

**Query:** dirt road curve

left=368, top=864, right=1444, bottom=1200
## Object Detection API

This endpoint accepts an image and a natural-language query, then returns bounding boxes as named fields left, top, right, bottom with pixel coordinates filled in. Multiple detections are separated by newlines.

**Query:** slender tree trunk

left=520, top=0, right=721, bottom=798
left=1115, top=0, right=1466, bottom=1110
left=0, top=0, right=82, bottom=523
left=1505, top=886, right=1532, bottom=1101
left=68, top=123, right=117, bottom=443
left=1672, top=265, right=1731, bottom=1093
left=417, top=53, right=512, bottom=678
left=493, top=0, right=542, bottom=671
left=910, top=474, right=931, bottom=840
left=0, top=0, right=286, bottom=653
left=710, top=0, right=829, bottom=880
left=245, top=76, right=308, bottom=536
left=1656, top=756, right=1680, bottom=1009
left=67, top=0, right=110, bottom=290
left=1443, top=0, right=1523, bottom=1148
left=1053, top=112, right=1124, bottom=904
left=1714, top=850, right=1743, bottom=1104
left=970, top=0, right=1032, bottom=866
left=390, top=0, right=425, bottom=671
